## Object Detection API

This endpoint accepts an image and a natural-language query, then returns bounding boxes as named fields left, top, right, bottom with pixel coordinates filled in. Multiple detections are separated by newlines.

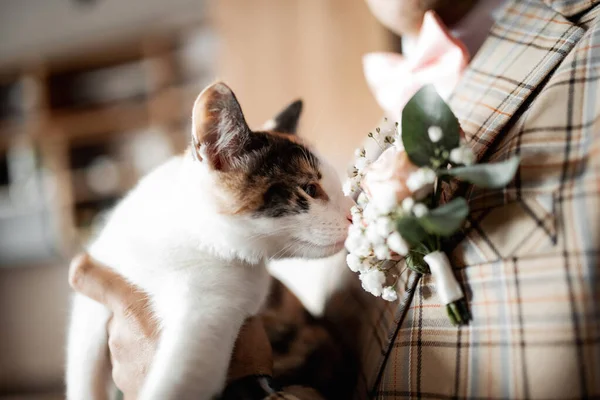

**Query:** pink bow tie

left=363, top=11, right=470, bottom=120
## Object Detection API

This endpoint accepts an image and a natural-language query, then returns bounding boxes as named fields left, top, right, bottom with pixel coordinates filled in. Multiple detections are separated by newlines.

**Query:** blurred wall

left=0, top=0, right=204, bottom=64
left=0, top=264, right=71, bottom=396
left=215, top=0, right=390, bottom=175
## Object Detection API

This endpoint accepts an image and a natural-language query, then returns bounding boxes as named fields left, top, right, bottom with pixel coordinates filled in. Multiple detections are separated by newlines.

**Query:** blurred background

left=0, top=0, right=393, bottom=398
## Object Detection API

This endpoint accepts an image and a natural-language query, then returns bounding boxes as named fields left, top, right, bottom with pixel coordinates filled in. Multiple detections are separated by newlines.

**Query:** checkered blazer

left=267, top=0, right=600, bottom=398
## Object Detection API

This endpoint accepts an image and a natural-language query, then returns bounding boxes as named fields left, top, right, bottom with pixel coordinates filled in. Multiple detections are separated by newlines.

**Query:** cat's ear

left=263, top=99, right=303, bottom=134
left=191, top=82, right=251, bottom=171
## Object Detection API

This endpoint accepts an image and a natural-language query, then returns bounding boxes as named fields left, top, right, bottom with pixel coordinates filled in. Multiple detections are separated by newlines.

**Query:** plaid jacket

left=268, top=0, right=600, bottom=398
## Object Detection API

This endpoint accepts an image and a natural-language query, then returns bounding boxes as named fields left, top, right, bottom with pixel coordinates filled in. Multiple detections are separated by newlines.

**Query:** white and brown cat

left=66, top=82, right=352, bottom=400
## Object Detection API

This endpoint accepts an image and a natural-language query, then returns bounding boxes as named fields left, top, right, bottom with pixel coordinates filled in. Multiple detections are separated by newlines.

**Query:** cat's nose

left=341, top=195, right=356, bottom=224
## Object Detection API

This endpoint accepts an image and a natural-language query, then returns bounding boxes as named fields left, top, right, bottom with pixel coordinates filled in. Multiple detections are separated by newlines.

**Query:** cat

left=66, top=82, right=352, bottom=400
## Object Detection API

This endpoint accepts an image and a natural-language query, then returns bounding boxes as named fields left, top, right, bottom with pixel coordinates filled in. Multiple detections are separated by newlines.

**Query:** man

left=70, top=0, right=600, bottom=398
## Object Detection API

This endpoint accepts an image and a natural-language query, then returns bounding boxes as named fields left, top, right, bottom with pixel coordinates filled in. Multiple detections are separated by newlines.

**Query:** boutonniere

left=344, top=85, right=519, bottom=325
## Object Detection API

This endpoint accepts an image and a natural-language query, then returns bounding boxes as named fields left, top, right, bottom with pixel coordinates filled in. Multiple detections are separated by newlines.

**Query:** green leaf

left=418, top=198, right=469, bottom=236
left=396, top=217, right=428, bottom=246
left=445, top=156, right=520, bottom=188
left=402, top=85, right=460, bottom=166
left=406, top=251, right=430, bottom=274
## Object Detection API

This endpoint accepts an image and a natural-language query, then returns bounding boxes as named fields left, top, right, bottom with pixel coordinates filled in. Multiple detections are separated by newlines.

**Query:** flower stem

left=445, top=299, right=471, bottom=326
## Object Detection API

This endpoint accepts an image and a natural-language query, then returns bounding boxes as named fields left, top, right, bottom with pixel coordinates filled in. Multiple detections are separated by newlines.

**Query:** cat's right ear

left=191, top=82, right=251, bottom=171
left=262, top=99, right=303, bottom=134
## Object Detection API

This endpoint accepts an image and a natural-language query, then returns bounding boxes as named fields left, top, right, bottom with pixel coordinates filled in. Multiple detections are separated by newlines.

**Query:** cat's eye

left=302, top=183, right=318, bottom=198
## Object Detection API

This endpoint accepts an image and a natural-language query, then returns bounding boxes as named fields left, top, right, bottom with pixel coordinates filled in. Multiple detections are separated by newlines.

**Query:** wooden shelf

left=52, top=100, right=149, bottom=138
left=0, top=26, right=215, bottom=263
left=70, top=163, right=133, bottom=204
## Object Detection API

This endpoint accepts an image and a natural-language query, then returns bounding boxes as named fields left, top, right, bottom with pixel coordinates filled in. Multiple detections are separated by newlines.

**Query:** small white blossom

left=382, top=286, right=398, bottom=302
left=427, top=126, right=443, bottom=143
left=374, top=243, right=391, bottom=260
left=346, top=253, right=362, bottom=272
left=348, top=223, right=362, bottom=237
left=357, top=192, right=368, bottom=206
left=449, top=145, right=475, bottom=166
left=359, top=268, right=386, bottom=297
left=350, top=204, right=362, bottom=216
left=375, top=216, right=394, bottom=237
left=355, top=157, right=370, bottom=172
left=387, top=231, right=409, bottom=256
left=406, top=167, right=437, bottom=193
left=347, top=166, right=358, bottom=178
left=342, top=180, right=354, bottom=196
left=378, top=120, right=397, bottom=138
left=366, top=224, right=385, bottom=245
left=370, top=185, right=398, bottom=214
left=354, top=242, right=372, bottom=258
left=350, top=205, right=363, bottom=225
left=354, top=147, right=366, bottom=158
left=401, top=197, right=415, bottom=213
left=358, top=257, right=374, bottom=273
left=363, top=202, right=381, bottom=222
left=413, top=203, right=429, bottom=218
left=344, top=225, right=364, bottom=252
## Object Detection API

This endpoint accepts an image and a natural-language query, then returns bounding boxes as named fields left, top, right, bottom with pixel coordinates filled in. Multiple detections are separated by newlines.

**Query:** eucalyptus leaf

left=402, top=85, right=460, bottom=167
left=445, top=156, right=520, bottom=188
left=396, top=217, right=428, bottom=246
left=406, top=251, right=430, bottom=274
left=418, top=198, right=469, bottom=236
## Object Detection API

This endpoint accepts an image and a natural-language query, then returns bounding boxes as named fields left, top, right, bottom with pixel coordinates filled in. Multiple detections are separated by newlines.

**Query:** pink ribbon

left=363, top=11, right=470, bottom=120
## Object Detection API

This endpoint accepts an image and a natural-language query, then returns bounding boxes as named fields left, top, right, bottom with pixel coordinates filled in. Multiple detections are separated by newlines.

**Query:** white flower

left=375, top=216, right=394, bottom=237
left=355, top=157, right=370, bottom=172
left=401, top=197, right=415, bottom=213
left=348, top=223, right=362, bottom=237
left=374, top=243, right=391, bottom=260
left=344, top=225, right=364, bottom=252
left=350, top=205, right=363, bottom=224
left=346, top=253, right=362, bottom=272
left=366, top=224, right=385, bottom=245
left=354, top=147, right=366, bottom=158
left=342, top=180, right=354, bottom=196
left=449, top=145, right=475, bottom=166
left=427, top=126, right=443, bottom=143
left=359, top=268, right=386, bottom=297
left=387, top=231, right=409, bottom=256
left=406, top=167, right=436, bottom=194
left=357, top=192, right=368, bottom=206
left=370, top=184, right=398, bottom=214
left=413, top=203, right=429, bottom=218
left=350, top=204, right=362, bottom=216
left=361, top=257, right=375, bottom=272
left=382, top=286, right=398, bottom=302
left=363, top=202, right=381, bottom=222
left=354, top=242, right=372, bottom=258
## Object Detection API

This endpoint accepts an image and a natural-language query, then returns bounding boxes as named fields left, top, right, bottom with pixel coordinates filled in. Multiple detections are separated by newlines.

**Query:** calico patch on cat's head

left=190, top=82, right=351, bottom=259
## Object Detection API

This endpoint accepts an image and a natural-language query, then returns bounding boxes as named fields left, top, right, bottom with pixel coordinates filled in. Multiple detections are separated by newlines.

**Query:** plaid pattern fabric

left=267, top=0, right=600, bottom=398
left=374, top=0, right=600, bottom=398
left=543, top=0, right=600, bottom=16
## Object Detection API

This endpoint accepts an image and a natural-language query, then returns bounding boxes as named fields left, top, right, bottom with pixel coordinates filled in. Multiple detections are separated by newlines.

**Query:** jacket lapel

left=543, top=0, right=600, bottom=17
left=447, top=0, right=584, bottom=165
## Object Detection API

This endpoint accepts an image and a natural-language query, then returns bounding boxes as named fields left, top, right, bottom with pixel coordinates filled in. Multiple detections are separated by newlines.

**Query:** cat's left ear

left=262, top=99, right=303, bottom=134
left=191, top=82, right=252, bottom=171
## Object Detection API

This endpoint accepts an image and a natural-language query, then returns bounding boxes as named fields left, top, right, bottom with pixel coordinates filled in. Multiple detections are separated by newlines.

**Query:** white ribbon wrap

left=423, top=250, right=464, bottom=304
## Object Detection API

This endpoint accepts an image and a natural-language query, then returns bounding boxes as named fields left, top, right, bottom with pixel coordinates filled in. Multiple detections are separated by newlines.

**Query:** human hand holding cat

left=69, top=253, right=274, bottom=399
